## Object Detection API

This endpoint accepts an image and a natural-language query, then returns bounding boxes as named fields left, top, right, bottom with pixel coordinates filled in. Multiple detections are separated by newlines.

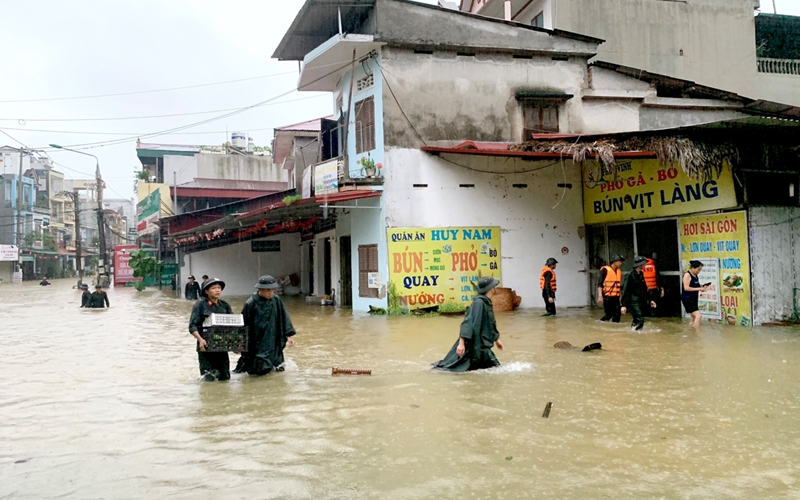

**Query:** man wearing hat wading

left=621, top=256, right=657, bottom=331
left=80, top=283, right=91, bottom=308
left=540, top=258, right=558, bottom=316
left=185, top=275, right=201, bottom=301
left=188, top=278, right=233, bottom=381
left=598, top=255, right=625, bottom=323
left=432, top=276, right=505, bottom=372
left=234, top=275, right=296, bottom=376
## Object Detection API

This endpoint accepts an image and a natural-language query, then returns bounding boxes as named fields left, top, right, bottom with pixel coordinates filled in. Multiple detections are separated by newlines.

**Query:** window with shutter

left=355, top=96, right=376, bottom=154
left=523, top=102, right=559, bottom=138
left=358, top=244, right=379, bottom=298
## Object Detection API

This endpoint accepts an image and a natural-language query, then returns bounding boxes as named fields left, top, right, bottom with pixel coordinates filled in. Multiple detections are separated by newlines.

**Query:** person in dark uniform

left=682, top=260, right=708, bottom=327
left=185, top=275, right=201, bottom=301
left=597, top=255, right=625, bottom=323
left=39, top=276, right=51, bottom=286
left=621, top=256, right=657, bottom=331
left=540, top=258, right=558, bottom=316
left=89, top=284, right=110, bottom=308
left=80, top=283, right=91, bottom=308
left=432, top=276, right=505, bottom=372
left=201, top=275, right=209, bottom=287
left=189, top=278, right=232, bottom=381
left=234, top=275, right=297, bottom=376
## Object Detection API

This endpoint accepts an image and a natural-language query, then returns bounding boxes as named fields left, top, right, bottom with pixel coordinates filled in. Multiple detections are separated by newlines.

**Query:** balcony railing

left=757, top=58, right=800, bottom=76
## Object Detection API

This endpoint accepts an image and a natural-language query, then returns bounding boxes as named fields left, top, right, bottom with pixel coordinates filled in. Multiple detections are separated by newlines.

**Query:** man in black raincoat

left=234, top=275, right=296, bottom=376
left=433, top=276, right=505, bottom=372
left=80, top=283, right=91, bottom=308
left=621, top=256, right=657, bottom=331
left=88, top=284, right=110, bottom=308
left=188, top=278, right=233, bottom=381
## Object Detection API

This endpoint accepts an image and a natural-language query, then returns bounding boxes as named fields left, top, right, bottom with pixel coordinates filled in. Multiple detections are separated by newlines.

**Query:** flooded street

left=3, top=280, right=800, bottom=499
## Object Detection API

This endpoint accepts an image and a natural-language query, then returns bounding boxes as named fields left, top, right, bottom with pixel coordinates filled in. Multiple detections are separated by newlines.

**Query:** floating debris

left=332, top=367, right=372, bottom=376
left=542, top=402, right=553, bottom=418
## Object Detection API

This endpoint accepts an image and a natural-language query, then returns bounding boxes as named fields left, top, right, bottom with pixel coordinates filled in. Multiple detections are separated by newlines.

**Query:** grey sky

left=0, top=0, right=797, bottom=200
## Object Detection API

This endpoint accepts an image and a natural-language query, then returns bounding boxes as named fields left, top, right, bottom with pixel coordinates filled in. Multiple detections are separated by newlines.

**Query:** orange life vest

left=540, top=266, right=557, bottom=292
left=643, top=258, right=658, bottom=291
left=601, top=265, right=621, bottom=297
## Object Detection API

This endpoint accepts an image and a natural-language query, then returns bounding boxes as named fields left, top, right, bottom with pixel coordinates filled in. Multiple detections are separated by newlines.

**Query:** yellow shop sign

left=583, top=159, right=737, bottom=224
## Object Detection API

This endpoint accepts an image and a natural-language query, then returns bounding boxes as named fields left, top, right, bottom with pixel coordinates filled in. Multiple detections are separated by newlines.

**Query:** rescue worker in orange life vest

left=597, top=254, right=625, bottom=323
left=540, top=258, right=558, bottom=316
left=643, top=253, right=665, bottom=317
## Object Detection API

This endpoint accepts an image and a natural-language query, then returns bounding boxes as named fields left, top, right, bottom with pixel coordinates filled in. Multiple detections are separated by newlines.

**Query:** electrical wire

left=0, top=71, right=297, bottom=104
left=378, top=65, right=427, bottom=147
left=0, top=94, right=327, bottom=124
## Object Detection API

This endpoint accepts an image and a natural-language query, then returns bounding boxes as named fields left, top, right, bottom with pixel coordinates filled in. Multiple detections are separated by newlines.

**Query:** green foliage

left=133, top=281, right=146, bottom=292
left=128, top=250, right=162, bottom=291
left=24, top=231, right=57, bottom=252
left=387, top=281, right=406, bottom=316
left=252, top=145, right=272, bottom=154
left=35, top=193, right=49, bottom=208
left=283, top=194, right=302, bottom=206
left=88, top=256, right=99, bottom=270
left=438, top=301, right=466, bottom=313
left=90, top=236, right=100, bottom=247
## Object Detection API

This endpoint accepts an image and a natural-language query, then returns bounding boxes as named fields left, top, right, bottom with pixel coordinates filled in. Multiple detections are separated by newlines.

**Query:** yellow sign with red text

left=679, top=211, right=751, bottom=326
left=387, top=227, right=501, bottom=310
left=583, top=159, right=737, bottom=224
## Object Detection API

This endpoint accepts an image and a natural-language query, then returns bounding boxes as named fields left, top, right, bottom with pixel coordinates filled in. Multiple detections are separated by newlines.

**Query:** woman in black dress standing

left=682, top=260, right=709, bottom=327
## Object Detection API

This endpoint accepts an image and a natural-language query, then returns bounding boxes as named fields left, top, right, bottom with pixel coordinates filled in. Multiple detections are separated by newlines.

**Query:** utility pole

left=71, top=191, right=83, bottom=286
left=174, top=171, right=179, bottom=298
left=16, top=148, right=25, bottom=272
left=96, top=163, right=110, bottom=287
left=773, top=0, right=777, bottom=14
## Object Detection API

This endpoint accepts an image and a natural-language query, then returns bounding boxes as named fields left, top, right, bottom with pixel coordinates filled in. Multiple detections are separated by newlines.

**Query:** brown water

left=2, top=280, right=800, bottom=499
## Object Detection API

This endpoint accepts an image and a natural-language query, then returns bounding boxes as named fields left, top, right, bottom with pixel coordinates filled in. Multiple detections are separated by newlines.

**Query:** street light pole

left=16, top=147, right=27, bottom=274
left=50, top=144, right=109, bottom=287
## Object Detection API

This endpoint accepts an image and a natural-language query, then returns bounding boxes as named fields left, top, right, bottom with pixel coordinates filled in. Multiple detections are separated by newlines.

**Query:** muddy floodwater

left=2, top=280, right=800, bottom=499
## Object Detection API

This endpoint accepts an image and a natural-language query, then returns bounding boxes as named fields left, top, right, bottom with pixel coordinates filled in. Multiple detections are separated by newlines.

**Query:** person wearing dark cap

left=598, top=255, right=625, bottom=323
left=89, top=284, right=110, bottom=308
left=185, top=275, right=201, bottom=301
left=540, top=258, right=558, bottom=316
left=682, top=260, right=708, bottom=327
left=621, top=256, right=657, bottom=331
left=188, top=278, right=233, bottom=381
left=234, top=275, right=296, bottom=376
left=432, top=276, right=504, bottom=372
left=80, top=283, right=91, bottom=308
left=201, top=275, right=209, bottom=287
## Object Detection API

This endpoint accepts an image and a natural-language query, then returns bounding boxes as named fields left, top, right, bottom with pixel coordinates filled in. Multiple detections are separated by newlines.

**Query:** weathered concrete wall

left=383, top=148, right=588, bottom=308
left=376, top=0, right=599, bottom=56
left=381, top=46, right=588, bottom=147
left=196, top=154, right=286, bottom=183
left=552, top=0, right=759, bottom=99
left=755, top=73, right=800, bottom=107
left=181, top=232, right=301, bottom=297
left=164, top=155, right=198, bottom=186
left=639, top=107, right=746, bottom=131
left=748, top=206, right=800, bottom=325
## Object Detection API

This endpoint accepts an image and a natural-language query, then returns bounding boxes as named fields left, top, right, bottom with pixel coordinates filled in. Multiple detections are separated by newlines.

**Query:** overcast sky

left=0, top=0, right=797, bottom=201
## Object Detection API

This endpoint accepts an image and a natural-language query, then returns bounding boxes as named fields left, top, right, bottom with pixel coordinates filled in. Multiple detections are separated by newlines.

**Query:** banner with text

left=583, top=159, right=737, bottom=224
left=113, top=245, right=140, bottom=286
left=387, top=227, right=501, bottom=310
left=679, top=211, right=751, bottom=326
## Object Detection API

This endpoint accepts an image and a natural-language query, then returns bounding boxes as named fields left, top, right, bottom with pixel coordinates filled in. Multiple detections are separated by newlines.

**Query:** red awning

left=236, top=190, right=381, bottom=221
left=421, top=140, right=656, bottom=159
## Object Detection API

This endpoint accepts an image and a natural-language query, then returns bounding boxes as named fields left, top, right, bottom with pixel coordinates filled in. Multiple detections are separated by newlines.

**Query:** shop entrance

left=588, top=219, right=682, bottom=317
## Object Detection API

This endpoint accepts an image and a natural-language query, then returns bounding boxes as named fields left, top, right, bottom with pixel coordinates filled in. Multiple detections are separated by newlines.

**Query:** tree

left=128, top=250, right=162, bottom=291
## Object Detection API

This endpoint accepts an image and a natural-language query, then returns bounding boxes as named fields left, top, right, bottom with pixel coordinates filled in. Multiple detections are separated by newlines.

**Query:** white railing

left=757, top=58, right=800, bottom=76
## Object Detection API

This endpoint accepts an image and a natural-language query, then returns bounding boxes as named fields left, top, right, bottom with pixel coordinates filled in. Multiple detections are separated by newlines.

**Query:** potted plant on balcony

left=359, top=155, right=377, bottom=178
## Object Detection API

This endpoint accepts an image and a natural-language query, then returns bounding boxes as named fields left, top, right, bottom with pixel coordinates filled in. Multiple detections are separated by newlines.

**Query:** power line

left=0, top=94, right=327, bottom=123
left=0, top=71, right=297, bottom=103
left=31, top=57, right=355, bottom=152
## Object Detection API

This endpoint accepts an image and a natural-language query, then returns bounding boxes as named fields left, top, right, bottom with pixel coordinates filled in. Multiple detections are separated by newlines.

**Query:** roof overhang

left=299, top=34, right=384, bottom=92
left=421, top=140, right=656, bottom=159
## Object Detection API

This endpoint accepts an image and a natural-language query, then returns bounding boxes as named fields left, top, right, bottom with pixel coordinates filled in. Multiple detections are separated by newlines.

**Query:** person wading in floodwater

left=598, top=255, right=625, bottom=323
left=234, top=275, right=296, bottom=376
left=189, top=278, right=232, bottom=381
left=621, top=256, right=656, bottom=331
left=682, top=260, right=709, bottom=327
left=80, top=283, right=91, bottom=308
left=432, top=276, right=505, bottom=372
left=89, top=284, right=110, bottom=308
left=185, top=275, right=201, bottom=301
left=540, top=258, right=558, bottom=316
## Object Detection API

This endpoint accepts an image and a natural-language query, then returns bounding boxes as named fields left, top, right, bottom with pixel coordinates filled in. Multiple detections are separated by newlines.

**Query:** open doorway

left=588, top=219, right=682, bottom=316
left=339, top=236, right=352, bottom=307
left=323, top=237, right=332, bottom=296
